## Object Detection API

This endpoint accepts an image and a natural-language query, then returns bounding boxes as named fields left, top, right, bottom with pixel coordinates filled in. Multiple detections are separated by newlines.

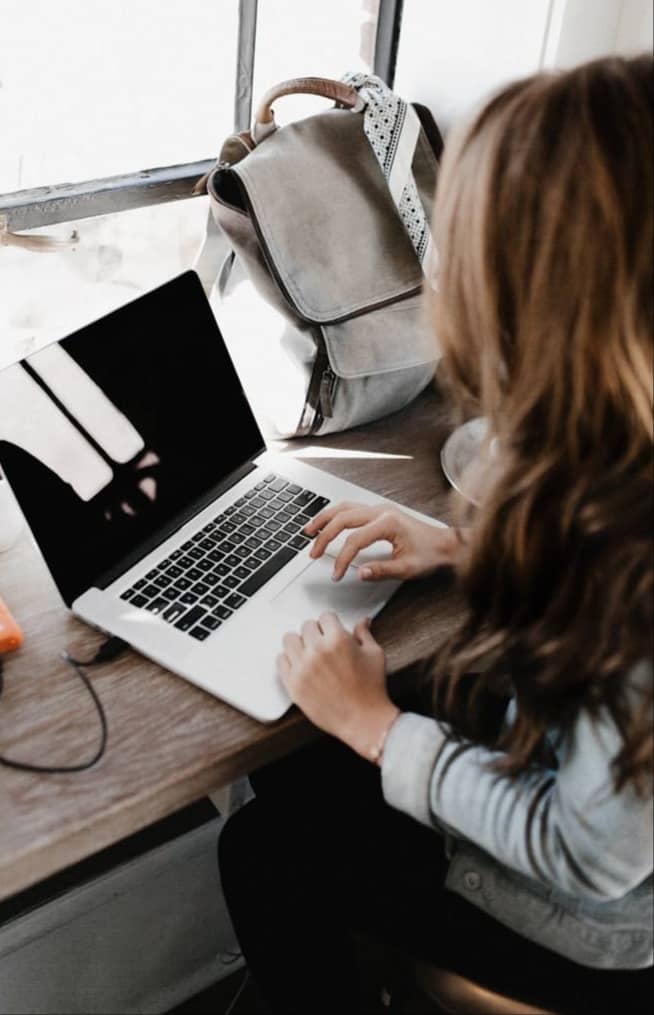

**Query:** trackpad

left=270, top=555, right=400, bottom=630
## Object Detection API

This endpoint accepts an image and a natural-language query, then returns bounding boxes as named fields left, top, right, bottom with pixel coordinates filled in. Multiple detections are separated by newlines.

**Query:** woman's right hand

left=304, top=501, right=464, bottom=582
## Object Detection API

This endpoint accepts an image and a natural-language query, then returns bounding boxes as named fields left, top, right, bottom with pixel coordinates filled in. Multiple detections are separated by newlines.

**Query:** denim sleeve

left=381, top=662, right=653, bottom=901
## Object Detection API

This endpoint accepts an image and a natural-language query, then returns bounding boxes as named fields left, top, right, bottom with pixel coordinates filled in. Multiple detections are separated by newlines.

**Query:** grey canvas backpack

left=195, top=74, right=442, bottom=438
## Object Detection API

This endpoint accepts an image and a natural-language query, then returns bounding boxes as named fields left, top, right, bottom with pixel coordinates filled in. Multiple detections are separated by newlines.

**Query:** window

left=0, top=2, right=402, bottom=377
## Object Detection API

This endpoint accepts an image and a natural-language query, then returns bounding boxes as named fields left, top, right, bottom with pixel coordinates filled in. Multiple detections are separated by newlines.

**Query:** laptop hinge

left=93, top=459, right=259, bottom=593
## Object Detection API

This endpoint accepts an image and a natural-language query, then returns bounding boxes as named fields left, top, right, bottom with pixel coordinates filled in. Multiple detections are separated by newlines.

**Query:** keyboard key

left=120, top=588, right=136, bottom=601
left=268, top=478, right=287, bottom=492
left=145, top=597, right=168, bottom=614
left=145, top=568, right=159, bottom=580
left=174, top=605, right=207, bottom=632
left=244, top=536, right=261, bottom=550
left=296, top=513, right=312, bottom=527
left=262, top=519, right=279, bottom=534
left=231, top=512, right=246, bottom=525
left=191, top=531, right=205, bottom=543
left=224, top=575, right=240, bottom=589
left=225, top=593, right=246, bottom=610
left=240, top=523, right=255, bottom=536
left=259, top=506, right=275, bottom=519
left=234, top=545, right=250, bottom=559
left=179, top=555, right=194, bottom=568
left=230, top=531, right=246, bottom=545
left=276, top=490, right=294, bottom=503
left=214, top=585, right=230, bottom=597
left=176, top=576, right=192, bottom=590
left=292, top=490, right=315, bottom=507
left=192, top=581, right=210, bottom=596
left=224, top=505, right=237, bottom=516
left=287, top=483, right=301, bottom=495
left=188, top=547, right=204, bottom=560
left=213, top=563, right=229, bottom=577
left=169, top=548, right=183, bottom=560
left=133, top=577, right=147, bottom=589
left=181, top=540, right=194, bottom=551
left=166, top=564, right=183, bottom=578
left=202, top=593, right=220, bottom=608
left=155, top=574, right=172, bottom=588
left=234, top=566, right=250, bottom=580
left=142, top=583, right=160, bottom=599
left=202, top=616, right=222, bottom=631
left=197, top=559, right=213, bottom=572
left=203, top=522, right=217, bottom=533
left=243, top=556, right=260, bottom=570
left=187, top=567, right=203, bottom=582
left=249, top=496, right=265, bottom=509
left=259, top=489, right=276, bottom=501
left=235, top=495, right=249, bottom=506
left=262, top=473, right=275, bottom=483
left=254, top=547, right=269, bottom=561
left=208, top=549, right=225, bottom=563
left=204, top=572, right=220, bottom=586
left=282, top=521, right=301, bottom=536
left=217, top=540, right=237, bottom=554
left=164, top=601, right=187, bottom=623
left=189, top=626, right=210, bottom=641
left=264, top=538, right=282, bottom=553
left=199, top=538, right=214, bottom=551
left=180, top=591, right=200, bottom=605
left=239, top=546, right=296, bottom=597
left=214, top=605, right=233, bottom=620
left=276, top=509, right=295, bottom=524
left=289, top=534, right=310, bottom=550
left=162, top=587, right=178, bottom=601
left=225, top=554, right=241, bottom=568
left=131, top=593, right=148, bottom=608
left=222, top=521, right=237, bottom=533
left=302, top=496, right=330, bottom=518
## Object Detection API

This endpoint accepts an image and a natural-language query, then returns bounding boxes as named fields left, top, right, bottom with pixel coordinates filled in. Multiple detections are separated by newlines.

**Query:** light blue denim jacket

left=380, top=661, right=653, bottom=969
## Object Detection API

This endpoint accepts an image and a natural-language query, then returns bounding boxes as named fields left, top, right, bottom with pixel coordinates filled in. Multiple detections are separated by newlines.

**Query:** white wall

left=394, top=0, right=653, bottom=131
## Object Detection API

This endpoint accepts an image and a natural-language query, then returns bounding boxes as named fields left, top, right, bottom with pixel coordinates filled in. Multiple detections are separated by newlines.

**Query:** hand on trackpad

left=271, top=554, right=399, bottom=629
left=321, top=531, right=394, bottom=568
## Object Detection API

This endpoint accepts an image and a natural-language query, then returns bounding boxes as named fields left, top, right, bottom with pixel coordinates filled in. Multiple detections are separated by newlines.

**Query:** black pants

left=218, top=737, right=652, bottom=1014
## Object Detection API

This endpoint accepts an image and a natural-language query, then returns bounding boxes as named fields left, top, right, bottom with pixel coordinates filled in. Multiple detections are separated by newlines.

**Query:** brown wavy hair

left=426, top=55, right=653, bottom=792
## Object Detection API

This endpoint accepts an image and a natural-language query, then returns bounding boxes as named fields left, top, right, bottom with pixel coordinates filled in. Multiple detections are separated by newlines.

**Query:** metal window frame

left=0, top=0, right=404, bottom=234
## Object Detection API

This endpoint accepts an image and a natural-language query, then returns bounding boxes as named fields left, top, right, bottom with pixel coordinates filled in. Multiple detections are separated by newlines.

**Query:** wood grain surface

left=0, top=384, right=465, bottom=902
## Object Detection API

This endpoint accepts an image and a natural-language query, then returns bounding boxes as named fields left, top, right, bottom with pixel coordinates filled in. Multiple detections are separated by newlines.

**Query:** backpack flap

left=228, top=108, right=424, bottom=324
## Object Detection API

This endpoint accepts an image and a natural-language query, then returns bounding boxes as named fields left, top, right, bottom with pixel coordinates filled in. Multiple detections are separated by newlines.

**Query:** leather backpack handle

left=254, top=76, right=363, bottom=128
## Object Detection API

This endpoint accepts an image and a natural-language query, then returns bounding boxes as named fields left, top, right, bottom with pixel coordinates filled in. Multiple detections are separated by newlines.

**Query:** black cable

left=0, top=637, right=126, bottom=774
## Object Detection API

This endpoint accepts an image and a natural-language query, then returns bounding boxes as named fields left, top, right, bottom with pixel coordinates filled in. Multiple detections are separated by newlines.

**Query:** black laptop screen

left=0, top=271, right=265, bottom=605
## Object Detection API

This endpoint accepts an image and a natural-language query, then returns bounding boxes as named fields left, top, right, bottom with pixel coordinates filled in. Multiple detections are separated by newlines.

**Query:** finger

left=359, top=558, right=408, bottom=581
left=301, top=619, right=322, bottom=648
left=310, top=508, right=379, bottom=559
left=353, top=617, right=379, bottom=651
left=304, top=500, right=371, bottom=537
left=317, top=611, right=344, bottom=638
left=332, top=517, right=390, bottom=580
left=282, top=631, right=304, bottom=663
left=276, top=652, right=291, bottom=680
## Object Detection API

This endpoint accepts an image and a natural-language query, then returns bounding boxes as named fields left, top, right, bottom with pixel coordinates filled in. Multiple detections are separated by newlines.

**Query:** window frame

left=0, top=0, right=403, bottom=233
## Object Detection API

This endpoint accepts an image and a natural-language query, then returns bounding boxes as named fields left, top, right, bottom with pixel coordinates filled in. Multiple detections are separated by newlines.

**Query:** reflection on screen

left=0, top=272, right=264, bottom=604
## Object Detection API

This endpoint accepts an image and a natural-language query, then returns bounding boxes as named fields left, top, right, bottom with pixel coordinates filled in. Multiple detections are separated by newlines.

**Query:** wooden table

left=0, top=386, right=465, bottom=903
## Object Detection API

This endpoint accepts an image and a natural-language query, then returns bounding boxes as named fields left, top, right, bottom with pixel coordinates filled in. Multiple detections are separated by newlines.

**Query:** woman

left=219, top=55, right=653, bottom=1013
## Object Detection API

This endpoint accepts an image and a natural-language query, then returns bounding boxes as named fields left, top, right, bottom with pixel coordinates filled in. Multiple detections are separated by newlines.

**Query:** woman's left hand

left=276, top=612, right=400, bottom=761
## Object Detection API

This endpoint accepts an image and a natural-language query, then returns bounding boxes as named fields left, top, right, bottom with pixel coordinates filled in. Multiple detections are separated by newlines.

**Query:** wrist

left=348, top=702, right=401, bottom=765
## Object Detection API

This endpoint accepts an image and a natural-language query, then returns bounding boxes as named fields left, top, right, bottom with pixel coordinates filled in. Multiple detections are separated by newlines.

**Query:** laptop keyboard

left=119, top=474, right=330, bottom=641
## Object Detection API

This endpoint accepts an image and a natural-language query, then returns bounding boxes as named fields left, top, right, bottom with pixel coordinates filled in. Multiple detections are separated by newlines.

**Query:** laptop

left=0, top=271, right=444, bottom=721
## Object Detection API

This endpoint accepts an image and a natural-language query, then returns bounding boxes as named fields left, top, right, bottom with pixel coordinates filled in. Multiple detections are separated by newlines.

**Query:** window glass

left=1, top=0, right=238, bottom=191
left=252, top=0, right=375, bottom=127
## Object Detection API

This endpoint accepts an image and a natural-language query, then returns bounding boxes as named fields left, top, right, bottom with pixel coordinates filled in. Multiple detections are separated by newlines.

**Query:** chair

left=404, top=959, right=557, bottom=1014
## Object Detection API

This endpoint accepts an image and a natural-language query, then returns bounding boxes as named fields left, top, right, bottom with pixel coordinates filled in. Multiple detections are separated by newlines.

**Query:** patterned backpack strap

left=342, top=72, right=437, bottom=280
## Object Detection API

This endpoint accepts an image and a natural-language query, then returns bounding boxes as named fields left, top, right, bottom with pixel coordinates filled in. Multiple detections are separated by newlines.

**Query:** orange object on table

left=0, top=596, right=23, bottom=653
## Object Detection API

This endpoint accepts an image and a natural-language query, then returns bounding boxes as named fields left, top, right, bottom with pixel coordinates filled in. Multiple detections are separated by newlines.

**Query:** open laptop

left=0, top=271, right=444, bottom=721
